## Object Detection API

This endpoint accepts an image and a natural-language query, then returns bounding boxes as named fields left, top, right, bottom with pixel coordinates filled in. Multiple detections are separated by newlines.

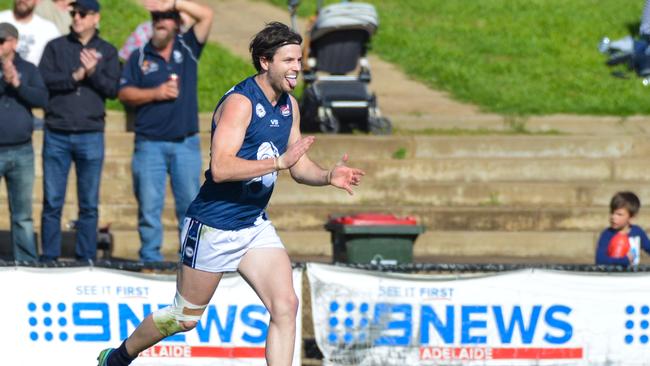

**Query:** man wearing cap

left=0, top=0, right=60, bottom=65
left=0, top=22, right=48, bottom=261
left=117, top=0, right=213, bottom=262
left=38, top=0, right=120, bottom=262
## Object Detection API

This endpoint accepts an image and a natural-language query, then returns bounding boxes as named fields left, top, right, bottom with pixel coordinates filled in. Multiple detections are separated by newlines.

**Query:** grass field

left=0, top=0, right=254, bottom=111
left=267, top=0, right=650, bottom=116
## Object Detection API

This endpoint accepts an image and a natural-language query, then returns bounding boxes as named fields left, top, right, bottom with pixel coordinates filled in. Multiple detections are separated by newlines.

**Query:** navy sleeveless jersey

left=185, top=77, right=294, bottom=230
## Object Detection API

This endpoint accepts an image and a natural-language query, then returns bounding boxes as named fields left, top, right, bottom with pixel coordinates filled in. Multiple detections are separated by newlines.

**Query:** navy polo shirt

left=119, top=28, right=204, bottom=140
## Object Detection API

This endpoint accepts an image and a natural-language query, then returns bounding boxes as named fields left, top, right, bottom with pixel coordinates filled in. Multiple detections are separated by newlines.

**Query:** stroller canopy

left=311, top=2, right=379, bottom=42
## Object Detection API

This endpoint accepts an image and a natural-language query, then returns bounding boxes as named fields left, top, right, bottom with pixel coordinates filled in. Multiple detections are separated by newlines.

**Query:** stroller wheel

left=319, top=111, right=340, bottom=134
left=606, top=52, right=632, bottom=66
left=368, top=116, right=392, bottom=135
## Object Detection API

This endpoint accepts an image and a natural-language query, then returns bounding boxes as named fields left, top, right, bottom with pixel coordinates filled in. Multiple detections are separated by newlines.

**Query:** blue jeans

left=132, top=134, right=201, bottom=262
left=41, top=129, right=104, bottom=261
left=0, top=142, right=37, bottom=261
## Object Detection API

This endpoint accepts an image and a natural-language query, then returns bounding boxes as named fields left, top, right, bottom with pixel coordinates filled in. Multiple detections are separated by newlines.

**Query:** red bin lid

left=330, top=213, right=418, bottom=226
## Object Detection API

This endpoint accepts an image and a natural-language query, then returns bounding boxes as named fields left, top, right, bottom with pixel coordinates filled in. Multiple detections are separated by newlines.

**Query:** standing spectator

left=0, top=22, right=48, bottom=261
left=35, top=0, right=73, bottom=35
left=118, top=0, right=213, bottom=262
left=118, top=12, right=195, bottom=62
left=0, top=0, right=60, bottom=65
left=38, top=0, right=120, bottom=262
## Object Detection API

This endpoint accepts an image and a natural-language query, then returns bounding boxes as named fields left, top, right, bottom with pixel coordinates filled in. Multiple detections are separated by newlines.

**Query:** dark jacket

left=0, top=54, right=48, bottom=146
left=39, top=30, right=120, bottom=132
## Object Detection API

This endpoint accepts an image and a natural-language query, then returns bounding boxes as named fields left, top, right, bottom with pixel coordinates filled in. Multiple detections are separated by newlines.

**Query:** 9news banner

left=2, top=266, right=302, bottom=365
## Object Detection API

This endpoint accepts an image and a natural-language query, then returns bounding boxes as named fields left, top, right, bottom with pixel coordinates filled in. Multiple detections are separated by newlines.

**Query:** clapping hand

left=2, top=60, right=19, bottom=87
left=276, top=136, right=315, bottom=170
left=80, top=48, right=98, bottom=76
left=329, top=154, right=365, bottom=195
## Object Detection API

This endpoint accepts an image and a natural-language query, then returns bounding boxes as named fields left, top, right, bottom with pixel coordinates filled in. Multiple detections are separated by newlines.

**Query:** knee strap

left=153, top=292, right=207, bottom=337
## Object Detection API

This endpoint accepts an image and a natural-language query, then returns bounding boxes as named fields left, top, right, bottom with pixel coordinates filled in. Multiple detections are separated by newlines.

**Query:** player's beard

left=14, top=0, right=35, bottom=18
left=151, top=27, right=175, bottom=50
left=268, top=68, right=295, bottom=95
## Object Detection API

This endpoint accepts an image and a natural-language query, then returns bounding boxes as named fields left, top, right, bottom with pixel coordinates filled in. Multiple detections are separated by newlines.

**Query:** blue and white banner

left=307, top=263, right=650, bottom=366
left=2, top=267, right=302, bottom=366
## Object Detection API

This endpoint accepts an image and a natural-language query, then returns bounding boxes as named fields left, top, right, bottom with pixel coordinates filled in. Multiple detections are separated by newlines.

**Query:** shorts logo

left=184, top=246, right=195, bottom=258
left=280, top=104, right=291, bottom=117
left=256, top=103, right=266, bottom=118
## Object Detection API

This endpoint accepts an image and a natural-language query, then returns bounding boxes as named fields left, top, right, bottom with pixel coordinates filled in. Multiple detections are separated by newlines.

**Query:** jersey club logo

left=280, top=104, right=291, bottom=117
left=255, top=103, right=266, bottom=118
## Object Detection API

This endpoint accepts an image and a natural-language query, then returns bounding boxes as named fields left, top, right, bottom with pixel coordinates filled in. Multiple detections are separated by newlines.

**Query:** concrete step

left=101, top=105, right=650, bottom=137
left=275, top=230, right=603, bottom=265
left=108, top=229, right=335, bottom=261
left=263, top=205, right=622, bottom=232
left=14, top=174, right=650, bottom=207
left=96, top=134, right=650, bottom=159
left=40, top=106, right=650, bottom=137
left=0, top=202, right=625, bottom=232
left=110, top=229, right=625, bottom=265
left=270, top=180, right=650, bottom=207
left=103, top=111, right=215, bottom=132
left=110, top=229, right=179, bottom=260
left=391, top=114, right=650, bottom=136
left=28, top=154, right=650, bottom=183
left=31, top=131, right=650, bottom=159
left=85, top=229, right=607, bottom=265
left=408, top=135, right=650, bottom=159
left=10, top=166, right=650, bottom=206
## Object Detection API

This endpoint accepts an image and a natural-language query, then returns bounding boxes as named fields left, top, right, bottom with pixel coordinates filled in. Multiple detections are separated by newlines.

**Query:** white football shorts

left=180, top=217, right=285, bottom=273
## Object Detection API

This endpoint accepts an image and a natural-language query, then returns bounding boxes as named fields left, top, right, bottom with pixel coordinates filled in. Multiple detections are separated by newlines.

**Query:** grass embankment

left=0, top=0, right=254, bottom=111
left=267, top=0, right=648, bottom=116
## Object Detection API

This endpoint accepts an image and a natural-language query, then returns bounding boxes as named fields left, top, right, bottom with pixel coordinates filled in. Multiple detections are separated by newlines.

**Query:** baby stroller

left=295, top=0, right=391, bottom=134
left=599, top=35, right=650, bottom=79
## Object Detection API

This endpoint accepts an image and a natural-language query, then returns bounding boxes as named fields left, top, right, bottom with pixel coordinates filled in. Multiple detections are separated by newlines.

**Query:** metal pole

left=288, top=0, right=300, bottom=32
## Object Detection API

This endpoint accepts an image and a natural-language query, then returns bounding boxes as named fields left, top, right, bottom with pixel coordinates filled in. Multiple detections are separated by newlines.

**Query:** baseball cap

left=0, top=22, right=18, bottom=39
left=70, top=0, right=101, bottom=12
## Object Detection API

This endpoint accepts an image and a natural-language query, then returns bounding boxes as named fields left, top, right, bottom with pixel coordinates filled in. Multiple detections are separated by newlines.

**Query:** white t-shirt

left=0, top=11, right=60, bottom=65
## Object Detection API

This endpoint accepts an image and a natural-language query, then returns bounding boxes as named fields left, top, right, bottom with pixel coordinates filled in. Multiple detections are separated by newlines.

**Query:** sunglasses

left=69, top=9, right=90, bottom=18
left=0, top=38, right=5, bottom=45
left=151, top=11, right=179, bottom=22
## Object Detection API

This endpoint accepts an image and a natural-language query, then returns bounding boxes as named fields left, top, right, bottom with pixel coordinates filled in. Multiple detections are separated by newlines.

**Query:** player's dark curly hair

left=249, top=22, right=302, bottom=72
left=610, top=191, right=641, bottom=216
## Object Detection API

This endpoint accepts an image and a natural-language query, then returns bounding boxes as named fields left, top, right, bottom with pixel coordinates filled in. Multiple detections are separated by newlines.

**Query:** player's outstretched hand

left=277, top=136, right=315, bottom=170
left=330, top=154, right=365, bottom=195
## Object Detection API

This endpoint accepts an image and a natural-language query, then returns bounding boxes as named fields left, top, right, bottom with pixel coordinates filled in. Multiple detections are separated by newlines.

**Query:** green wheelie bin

left=325, top=213, right=425, bottom=265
